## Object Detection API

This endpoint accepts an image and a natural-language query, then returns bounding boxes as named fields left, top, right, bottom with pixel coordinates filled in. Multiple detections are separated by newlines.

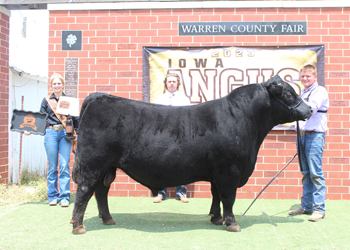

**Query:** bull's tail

left=79, top=92, right=108, bottom=123
left=72, top=155, right=80, bottom=184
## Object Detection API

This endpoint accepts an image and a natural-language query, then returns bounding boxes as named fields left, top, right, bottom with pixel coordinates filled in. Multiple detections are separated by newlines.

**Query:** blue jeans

left=298, top=132, right=326, bottom=214
left=158, top=185, right=187, bottom=200
left=44, top=128, right=72, bottom=204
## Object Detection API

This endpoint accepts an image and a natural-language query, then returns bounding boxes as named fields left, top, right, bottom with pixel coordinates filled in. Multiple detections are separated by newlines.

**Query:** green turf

left=1, top=197, right=349, bottom=249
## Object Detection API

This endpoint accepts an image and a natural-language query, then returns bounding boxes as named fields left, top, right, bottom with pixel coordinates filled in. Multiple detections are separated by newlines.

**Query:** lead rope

left=296, top=121, right=304, bottom=172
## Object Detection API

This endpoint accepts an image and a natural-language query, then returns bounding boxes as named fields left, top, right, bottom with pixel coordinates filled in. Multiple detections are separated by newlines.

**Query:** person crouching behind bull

left=153, top=73, right=190, bottom=203
left=24, top=73, right=79, bottom=207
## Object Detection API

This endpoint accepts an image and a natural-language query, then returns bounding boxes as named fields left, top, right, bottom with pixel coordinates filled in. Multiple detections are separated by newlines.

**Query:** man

left=153, top=73, right=190, bottom=203
left=288, top=64, right=329, bottom=222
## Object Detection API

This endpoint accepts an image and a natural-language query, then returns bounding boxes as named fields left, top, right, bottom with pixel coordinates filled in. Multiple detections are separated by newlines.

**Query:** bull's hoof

left=226, top=223, right=241, bottom=232
left=72, top=226, right=86, bottom=235
left=210, top=217, right=224, bottom=225
left=103, top=218, right=116, bottom=225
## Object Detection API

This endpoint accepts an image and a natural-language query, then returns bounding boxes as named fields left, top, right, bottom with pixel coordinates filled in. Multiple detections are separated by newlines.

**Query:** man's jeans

left=44, top=128, right=72, bottom=204
left=298, top=132, right=326, bottom=214
left=158, top=185, right=187, bottom=200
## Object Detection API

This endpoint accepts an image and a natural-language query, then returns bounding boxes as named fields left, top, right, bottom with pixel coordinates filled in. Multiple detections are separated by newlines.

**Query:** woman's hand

left=23, top=131, right=31, bottom=136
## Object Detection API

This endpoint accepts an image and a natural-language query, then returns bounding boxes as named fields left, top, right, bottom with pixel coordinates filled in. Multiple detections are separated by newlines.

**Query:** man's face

left=301, top=70, right=317, bottom=90
left=166, top=76, right=179, bottom=93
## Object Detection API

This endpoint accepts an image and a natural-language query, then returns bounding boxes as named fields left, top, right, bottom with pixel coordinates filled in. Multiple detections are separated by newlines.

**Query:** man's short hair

left=300, top=64, right=317, bottom=76
left=163, top=73, right=181, bottom=90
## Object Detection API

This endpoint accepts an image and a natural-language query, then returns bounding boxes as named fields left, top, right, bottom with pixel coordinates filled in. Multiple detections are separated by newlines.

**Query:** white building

left=9, top=10, right=49, bottom=183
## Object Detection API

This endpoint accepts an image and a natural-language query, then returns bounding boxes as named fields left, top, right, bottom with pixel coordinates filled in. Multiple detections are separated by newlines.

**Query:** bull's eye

left=285, top=92, right=294, bottom=100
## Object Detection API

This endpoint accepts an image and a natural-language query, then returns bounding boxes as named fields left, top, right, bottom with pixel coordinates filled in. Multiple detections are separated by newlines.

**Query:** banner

left=143, top=45, right=325, bottom=129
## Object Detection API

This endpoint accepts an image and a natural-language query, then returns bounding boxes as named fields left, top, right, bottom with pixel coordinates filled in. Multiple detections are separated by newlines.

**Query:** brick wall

left=49, top=6, right=350, bottom=200
left=0, top=7, right=10, bottom=185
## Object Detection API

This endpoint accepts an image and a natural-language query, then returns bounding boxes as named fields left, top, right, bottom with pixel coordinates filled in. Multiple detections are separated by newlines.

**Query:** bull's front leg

left=215, top=179, right=241, bottom=232
left=95, top=181, right=115, bottom=225
left=71, top=183, right=95, bottom=234
left=221, top=189, right=241, bottom=232
left=209, top=183, right=223, bottom=225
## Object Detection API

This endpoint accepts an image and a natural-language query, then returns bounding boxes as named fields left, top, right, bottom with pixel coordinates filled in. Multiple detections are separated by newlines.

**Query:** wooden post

left=18, top=96, right=24, bottom=188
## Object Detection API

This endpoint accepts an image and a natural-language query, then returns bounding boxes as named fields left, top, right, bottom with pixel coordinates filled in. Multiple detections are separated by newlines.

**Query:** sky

left=9, top=9, right=49, bottom=78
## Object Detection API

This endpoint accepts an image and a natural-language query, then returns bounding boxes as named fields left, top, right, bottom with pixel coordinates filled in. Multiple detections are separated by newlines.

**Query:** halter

left=271, top=94, right=303, bottom=120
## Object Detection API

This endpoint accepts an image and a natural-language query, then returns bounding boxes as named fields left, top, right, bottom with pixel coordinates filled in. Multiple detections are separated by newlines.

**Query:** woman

left=25, top=73, right=79, bottom=207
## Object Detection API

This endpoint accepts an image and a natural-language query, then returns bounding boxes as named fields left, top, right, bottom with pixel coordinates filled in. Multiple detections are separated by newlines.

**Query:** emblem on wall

left=62, top=30, right=82, bottom=50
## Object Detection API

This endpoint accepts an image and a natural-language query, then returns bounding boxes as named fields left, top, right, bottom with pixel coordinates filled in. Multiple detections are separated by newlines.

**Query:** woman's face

left=51, top=78, right=64, bottom=94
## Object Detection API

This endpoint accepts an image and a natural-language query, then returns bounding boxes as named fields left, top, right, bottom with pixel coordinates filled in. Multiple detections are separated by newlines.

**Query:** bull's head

left=262, top=75, right=313, bottom=122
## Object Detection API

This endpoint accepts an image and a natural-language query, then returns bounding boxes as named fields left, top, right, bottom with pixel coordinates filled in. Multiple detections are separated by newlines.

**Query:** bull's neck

left=226, top=84, right=276, bottom=146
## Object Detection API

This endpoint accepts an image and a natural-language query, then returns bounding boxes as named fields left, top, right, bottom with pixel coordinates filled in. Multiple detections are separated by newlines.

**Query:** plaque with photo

left=56, top=96, right=79, bottom=116
left=11, top=110, right=48, bottom=136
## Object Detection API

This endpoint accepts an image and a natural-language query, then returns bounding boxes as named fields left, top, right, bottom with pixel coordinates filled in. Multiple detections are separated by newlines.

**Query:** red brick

left=96, top=72, right=116, bottom=78
left=328, top=171, right=349, bottom=178
left=43, top=7, right=350, bottom=200
left=300, top=36, right=321, bottom=43
left=90, top=78, right=109, bottom=85
left=137, top=30, right=157, bottom=37
left=243, top=15, right=264, bottom=22
left=90, top=37, right=109, bottom=44
left=278, top=193, right=299, bottom=199
left=79, top=85, right=95, bottom=92
left=328, top=186, right=349, bottom=194
left=117, top=58, right=137, bottom=65
left=89, top=23, right=109, bottom=30
left=90, top=64, right=110, bottom=71
left=179, top=15, right=199, bottom=22
left=117, top=16, right=137, bottom=23
left=151, top=37, right=171, bottom=44
left=76, top=16, right=96, bottom=23
left=257, top=36, right=278, bottom=43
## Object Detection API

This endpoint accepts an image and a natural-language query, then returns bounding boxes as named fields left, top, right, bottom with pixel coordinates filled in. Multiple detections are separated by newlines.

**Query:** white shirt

left=298, top=82, right=329, bottom=132
left=154, top=91, right=191, bottom=106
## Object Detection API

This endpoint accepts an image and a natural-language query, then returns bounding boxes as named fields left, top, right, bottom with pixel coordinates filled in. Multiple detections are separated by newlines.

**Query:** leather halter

left=271, top=95, right=303, bottom=120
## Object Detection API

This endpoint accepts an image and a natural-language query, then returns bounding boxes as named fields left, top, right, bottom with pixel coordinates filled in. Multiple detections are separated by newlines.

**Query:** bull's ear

left=261, top=81, right=269, bottom=88
left=263, top=75, right=284, bottom=88
left=261, top=75, right=277, bottom=88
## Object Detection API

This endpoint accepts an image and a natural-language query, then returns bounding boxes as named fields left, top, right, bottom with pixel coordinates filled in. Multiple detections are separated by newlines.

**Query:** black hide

left=70, top=75, right=312, bottom=234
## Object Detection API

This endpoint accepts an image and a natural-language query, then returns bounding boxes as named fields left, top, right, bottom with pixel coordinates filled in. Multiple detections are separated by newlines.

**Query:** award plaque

left=10, top=110, right=48, bottom=136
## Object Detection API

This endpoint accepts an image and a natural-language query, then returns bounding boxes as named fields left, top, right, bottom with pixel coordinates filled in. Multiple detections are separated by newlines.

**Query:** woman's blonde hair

left=50, top=73, right=65, bottom=85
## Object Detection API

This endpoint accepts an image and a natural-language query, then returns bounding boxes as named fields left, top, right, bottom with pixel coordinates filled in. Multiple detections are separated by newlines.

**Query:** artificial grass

left=1, top=197, right=349, bottom=249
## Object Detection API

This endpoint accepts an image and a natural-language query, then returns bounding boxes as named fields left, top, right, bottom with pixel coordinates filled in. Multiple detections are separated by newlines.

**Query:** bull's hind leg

left=95, top=181, right=115, bottom=226
left=71, top=183, right=95, bottom=234
left=209, top=183, right=223, bottom=225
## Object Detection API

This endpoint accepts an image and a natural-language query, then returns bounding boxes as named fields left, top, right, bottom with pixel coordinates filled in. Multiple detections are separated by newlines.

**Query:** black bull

left=71, top=75, right=312, bottom=234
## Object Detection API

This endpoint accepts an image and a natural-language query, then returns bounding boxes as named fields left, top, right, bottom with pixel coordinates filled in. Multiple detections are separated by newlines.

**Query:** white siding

left=9, top=71, right=48, bottom=184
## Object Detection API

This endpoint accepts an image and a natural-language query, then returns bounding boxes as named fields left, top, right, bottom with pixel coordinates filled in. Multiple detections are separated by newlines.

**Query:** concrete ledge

left=0, top=5, right=11, bottom=16
left=48, top=1, right=350, bottom=11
